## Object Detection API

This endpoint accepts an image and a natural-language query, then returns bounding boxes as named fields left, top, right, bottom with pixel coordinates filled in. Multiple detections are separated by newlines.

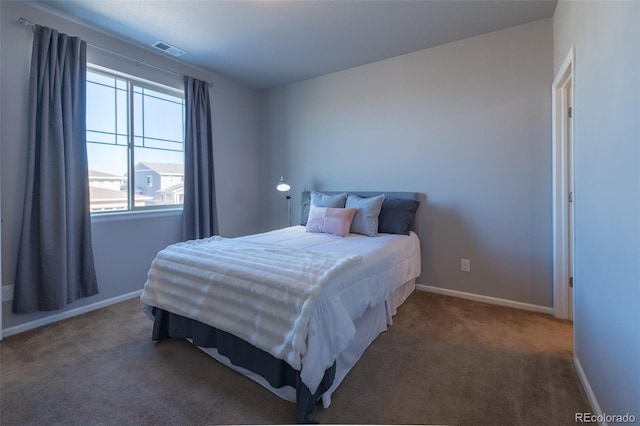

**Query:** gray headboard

left=301, top=191, right=419, bottom=228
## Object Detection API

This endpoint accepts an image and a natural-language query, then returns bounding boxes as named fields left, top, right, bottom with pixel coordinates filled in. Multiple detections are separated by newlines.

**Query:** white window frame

left=86, top=64, right=185, bottom=214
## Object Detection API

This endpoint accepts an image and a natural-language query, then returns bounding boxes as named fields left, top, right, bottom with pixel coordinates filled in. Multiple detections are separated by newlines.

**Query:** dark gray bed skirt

left=151, top=307, right=335, bottom=423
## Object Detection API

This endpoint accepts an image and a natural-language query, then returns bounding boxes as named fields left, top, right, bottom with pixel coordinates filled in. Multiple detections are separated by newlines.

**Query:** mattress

left=236, top=225, right=421, bottom=322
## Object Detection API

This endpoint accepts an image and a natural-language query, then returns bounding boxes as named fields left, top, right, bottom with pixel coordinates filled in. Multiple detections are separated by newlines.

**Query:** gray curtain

left=183, top=76, right=218, bottom=240
left=13, top=25, right=98, bottom=313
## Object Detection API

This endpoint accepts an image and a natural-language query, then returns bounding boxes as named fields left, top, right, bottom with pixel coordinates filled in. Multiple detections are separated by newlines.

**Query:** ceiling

left=31, top=0, right=557, bottom=89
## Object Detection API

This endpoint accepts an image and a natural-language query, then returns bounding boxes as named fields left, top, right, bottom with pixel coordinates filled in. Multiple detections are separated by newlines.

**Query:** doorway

left=552, top=47, right=575, bottom=321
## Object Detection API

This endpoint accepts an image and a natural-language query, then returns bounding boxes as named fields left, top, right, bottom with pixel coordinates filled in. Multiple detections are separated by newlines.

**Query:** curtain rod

left=18, top=17, right=212, bottom=87
left=19, top=17, right=35, bottom=30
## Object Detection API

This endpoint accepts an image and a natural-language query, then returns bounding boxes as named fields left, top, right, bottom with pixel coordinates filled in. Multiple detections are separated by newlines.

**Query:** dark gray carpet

left=0, top=291, right=590, bottom=425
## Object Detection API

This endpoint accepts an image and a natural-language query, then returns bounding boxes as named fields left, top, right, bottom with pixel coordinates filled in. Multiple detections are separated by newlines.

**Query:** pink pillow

left=305, top=206, right=356, bottom=237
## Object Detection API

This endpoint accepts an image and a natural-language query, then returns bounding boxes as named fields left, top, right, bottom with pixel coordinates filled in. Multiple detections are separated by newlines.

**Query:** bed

left=140, top=191, right=421, bottom=422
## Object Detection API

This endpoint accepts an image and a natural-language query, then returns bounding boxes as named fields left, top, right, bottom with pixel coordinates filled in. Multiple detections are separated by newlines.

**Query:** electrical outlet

left=461, top=259, right=471, bottom=272
left=2, top=285, right=14, bottom=302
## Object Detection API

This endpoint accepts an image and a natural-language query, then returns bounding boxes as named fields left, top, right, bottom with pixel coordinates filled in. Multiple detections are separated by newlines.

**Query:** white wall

left=554, top=1, right=640, bottom=417
left=1, top=1, right=263, bottom=330
left=261, top=19, right=554, bottom=308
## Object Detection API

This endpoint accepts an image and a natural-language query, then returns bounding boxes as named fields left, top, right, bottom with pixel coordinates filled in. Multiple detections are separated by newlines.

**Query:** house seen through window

left=86, top=65, right=185, bottom=213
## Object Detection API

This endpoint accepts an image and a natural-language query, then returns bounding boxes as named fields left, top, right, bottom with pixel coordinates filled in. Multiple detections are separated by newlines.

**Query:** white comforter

left=141, top=236, right=361, bottom=376
left=141, top=226, right=421, bottom=393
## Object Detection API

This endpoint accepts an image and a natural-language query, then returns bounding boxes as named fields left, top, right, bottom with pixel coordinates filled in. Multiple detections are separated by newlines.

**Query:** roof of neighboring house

left=90, top=186, right=152, bottom=202
left=135, top=162, right=183, bottom=175
left=158, top=183, right=184, bottom=194
left=90, top=186, right=127, bottom=202
left=89, top=170, right=125, bottom=179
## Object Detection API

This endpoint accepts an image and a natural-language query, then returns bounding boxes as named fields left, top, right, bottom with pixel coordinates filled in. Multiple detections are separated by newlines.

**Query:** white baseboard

left=3, top=285, right=551, bottom=338
left=415, top=284, right=554, bottom=315
left=574, top=356, right=606, bottom=426
left=2, top=290, right=143, bottom=338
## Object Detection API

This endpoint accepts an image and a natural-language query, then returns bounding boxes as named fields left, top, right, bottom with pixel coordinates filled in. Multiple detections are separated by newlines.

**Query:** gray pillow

left=301, top=191, right=348, bottom=226
left=378, top=198, right=420, bottom=235
left=345, top=194, right=385, bottom=237
left=311, top=191, right=348, bottom=208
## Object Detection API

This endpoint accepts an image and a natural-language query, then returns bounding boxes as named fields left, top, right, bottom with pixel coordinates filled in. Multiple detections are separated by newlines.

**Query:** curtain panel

left=183, top=76, right=218, bottom=240
left=14, top=25, right=98, bottom=313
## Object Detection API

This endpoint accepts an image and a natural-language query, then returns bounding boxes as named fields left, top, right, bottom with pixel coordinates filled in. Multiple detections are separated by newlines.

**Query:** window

left=86, top=65, right=185, bottom=213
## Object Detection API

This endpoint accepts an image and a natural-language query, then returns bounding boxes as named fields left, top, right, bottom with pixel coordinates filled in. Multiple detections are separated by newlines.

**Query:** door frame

left=552, top=47, right=575, bottom=320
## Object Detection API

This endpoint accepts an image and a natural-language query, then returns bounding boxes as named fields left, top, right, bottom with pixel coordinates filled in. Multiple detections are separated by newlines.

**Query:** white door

left=552, top=47, right=575, bottom=321
left=566, top=84, right=574, bottom=321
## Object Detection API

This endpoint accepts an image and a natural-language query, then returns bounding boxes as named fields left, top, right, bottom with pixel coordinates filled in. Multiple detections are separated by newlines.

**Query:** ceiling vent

left=151, top=41, right=185, bottom=57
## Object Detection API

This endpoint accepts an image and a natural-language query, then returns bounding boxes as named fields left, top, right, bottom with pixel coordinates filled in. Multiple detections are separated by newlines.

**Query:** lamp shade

left=276, top=176, right=291, bottom=192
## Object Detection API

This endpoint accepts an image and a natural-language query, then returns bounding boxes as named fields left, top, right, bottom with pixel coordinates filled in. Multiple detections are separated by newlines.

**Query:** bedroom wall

left=553, top=1, right=640, bottom=417
left=0, top=1, right=263, bottom=331
left=261, top=18, right=554, bottom=308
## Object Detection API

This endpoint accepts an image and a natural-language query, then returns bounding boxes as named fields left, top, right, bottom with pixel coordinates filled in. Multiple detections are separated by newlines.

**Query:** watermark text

left=575, top=412, right=636, bottom=423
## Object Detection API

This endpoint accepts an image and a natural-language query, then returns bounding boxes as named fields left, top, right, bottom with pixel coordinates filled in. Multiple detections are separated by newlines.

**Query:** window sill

left=90, top=208, right=183, bottom=224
